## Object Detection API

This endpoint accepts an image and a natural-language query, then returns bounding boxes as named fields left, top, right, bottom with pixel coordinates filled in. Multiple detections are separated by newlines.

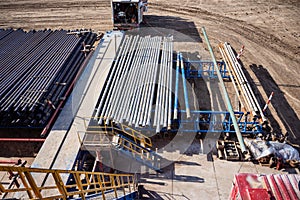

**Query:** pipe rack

left=219, top=42, right=267, bottom=123
left=0, top=29, right=97, bottom=130
left=95, top=35, right=173, bottom=132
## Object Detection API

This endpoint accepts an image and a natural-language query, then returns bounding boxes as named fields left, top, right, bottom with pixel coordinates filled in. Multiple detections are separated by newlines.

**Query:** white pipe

left=218, top=44, right=245, bottom=110
left=137, top=37, right=156, bottom=126
left=224, top=43, right=257, bottom=115
left=118, top=37, right=145, bottom=123
left=167, top=37, right=173, bottom=129
left=103, top=36, right=133, bottom=124
left=129, top=36, right=151, bottom=125
left=141, top=37, right=160, bottom=126
left=146, top=37, right=162, bottom=126
left=125, top=37, right=148, bottom=123
left=110, top=36, right=139, bottom=121
left=96, top=35, right=126, bottom=124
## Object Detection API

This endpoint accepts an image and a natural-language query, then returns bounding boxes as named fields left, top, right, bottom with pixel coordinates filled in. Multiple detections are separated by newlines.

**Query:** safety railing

left=0, top=166, right=136, bottom=200
left=82, top=117, right=152, bottom=148
left=114, top=135, right=161, bottom=166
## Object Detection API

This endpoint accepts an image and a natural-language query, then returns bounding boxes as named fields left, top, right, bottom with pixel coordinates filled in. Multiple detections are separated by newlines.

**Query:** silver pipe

left=163, top=37, right=170, bottom=128
left=125, top=37, right=148, bottom=123
left=128, top=36, right=151, bottom=126
left=146, top=37, right=162, bottom=126
left=114, top=36, right=140, bottom=123
left=137, top=37, right=156, bottom=126
left=225, top=43, right=266, bottom=121
left=157, top=38, right=168, bottom=131
left=99, top=36, right=131, bottom=124
left=161, top=37, right=168, bottom=127
left=167, top=37, right=173, bottom=129
left=154, top=38, right=166, bottom=131
left=218, top=44, right=245, bottom=109
left=131, top=36, right=152, bottom=126
left=143, top=36, right=161, bottom=126
left=118, top=37, right=145, bottom=123
left=109, top=36, right=138, bottom=121
left=104, top=36, right=133, bottom=124
left=224, top=43, right=258, bottom=116
left=95, top=35, right=126, bottom=124
left=139, top=37, right=158, bottom=126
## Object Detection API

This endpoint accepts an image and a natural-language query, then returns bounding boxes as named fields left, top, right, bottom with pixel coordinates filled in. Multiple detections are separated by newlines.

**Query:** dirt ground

left=0, top=1, right=299, bottom=199
left=0, top=0, right=299, bottom=142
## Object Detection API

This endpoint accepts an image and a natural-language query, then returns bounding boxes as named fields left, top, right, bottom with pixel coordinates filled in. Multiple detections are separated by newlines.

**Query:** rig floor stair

left=0, top=166, right=137, bottom=200
left=81, top=117, right=164, bottom=173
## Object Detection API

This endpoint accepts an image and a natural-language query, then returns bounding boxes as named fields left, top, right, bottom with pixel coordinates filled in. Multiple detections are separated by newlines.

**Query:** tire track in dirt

left=150, top=3, right=299, bottom=62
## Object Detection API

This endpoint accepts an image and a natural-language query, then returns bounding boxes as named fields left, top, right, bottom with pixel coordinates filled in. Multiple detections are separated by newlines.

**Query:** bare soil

left=0, top=1, right=299, bottom=142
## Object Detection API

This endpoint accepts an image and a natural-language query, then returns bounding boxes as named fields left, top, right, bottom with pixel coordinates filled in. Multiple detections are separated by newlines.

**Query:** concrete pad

left=141, top=151, right=298, bottom=200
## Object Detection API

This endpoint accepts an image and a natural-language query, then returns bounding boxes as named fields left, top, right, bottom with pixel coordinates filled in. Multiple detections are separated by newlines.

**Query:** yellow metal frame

left=0, top=166, right=136, bottom=200
left=82, top=116, right=152, bottom=147
left=115, top=136, right=160, bottom=165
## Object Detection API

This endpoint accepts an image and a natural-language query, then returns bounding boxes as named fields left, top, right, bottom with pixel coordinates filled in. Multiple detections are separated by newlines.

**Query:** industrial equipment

left=229, top=173, right=300, bottom=200
left=112, top=0, right=148, bottom=29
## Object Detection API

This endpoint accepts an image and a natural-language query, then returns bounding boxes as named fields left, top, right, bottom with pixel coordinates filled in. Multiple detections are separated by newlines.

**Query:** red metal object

left=229, top=173, right=300, bottom=200
left=0, top=160, right=18, bottom=164
left=0, top=138, right=45, bottom=142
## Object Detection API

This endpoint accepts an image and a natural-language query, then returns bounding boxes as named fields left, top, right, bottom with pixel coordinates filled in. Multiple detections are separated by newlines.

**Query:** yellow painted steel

left=0, top=166, right=136, bottom=200
left=82, top=116, right=152, bottom=148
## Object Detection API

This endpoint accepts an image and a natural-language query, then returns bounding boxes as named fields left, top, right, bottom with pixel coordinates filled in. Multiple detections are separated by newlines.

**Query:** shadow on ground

left=250, top=64, right=300, bottom=145
left=141, top=15, right=202, bottom=43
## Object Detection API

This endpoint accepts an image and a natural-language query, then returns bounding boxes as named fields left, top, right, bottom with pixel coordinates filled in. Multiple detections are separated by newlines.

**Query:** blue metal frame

left=184, top=60, right=229, bottom=79
left=136, top=110, right=263, bottom=135
left=176, top=110, right=262, bottom=134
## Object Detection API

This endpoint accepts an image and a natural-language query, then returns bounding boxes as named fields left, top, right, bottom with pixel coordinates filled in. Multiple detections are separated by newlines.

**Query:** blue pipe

left=180, top=53, right=191, bottom=119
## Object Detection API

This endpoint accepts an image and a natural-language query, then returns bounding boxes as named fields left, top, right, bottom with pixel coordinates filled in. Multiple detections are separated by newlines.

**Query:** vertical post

left=23, top=171, right=43, bottom=199
left=52, top=171, right=68, bottom=198
left=201, top=27, right=247, bottom=154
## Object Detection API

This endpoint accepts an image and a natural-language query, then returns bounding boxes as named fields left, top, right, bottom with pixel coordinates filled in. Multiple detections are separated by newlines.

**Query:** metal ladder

left=0, top=166, right=137, bottom=200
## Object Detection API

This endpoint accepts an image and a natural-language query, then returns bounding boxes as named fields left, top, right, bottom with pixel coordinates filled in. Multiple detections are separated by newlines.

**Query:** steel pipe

left=202, top=27, right=247, bottom=154
left=0, top=138, right=45, bottom=142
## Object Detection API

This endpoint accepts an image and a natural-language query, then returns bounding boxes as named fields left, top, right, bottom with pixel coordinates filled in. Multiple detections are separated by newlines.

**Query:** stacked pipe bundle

left=219, top=42, right=267, bottom=123
left=95, top=35, right=173, bottom=132
left=0, top=29, right=97, bottom=127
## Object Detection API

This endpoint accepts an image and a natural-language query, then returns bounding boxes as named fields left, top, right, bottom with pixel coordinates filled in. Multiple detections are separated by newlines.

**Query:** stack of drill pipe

left=219, top=42, right=266, bottom=122
left=0, top=29, right=97, bottom=127
left=95, top=35, right=174, bottom=132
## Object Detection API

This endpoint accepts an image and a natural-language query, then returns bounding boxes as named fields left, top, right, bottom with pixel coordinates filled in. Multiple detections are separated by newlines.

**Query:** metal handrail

left=82, top=116, right=152, bottom=148
left=0, top=166, right=136, bottom=200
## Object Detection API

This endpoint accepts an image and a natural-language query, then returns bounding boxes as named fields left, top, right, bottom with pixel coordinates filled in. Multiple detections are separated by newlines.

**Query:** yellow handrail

left=82, top=116, right=152, bottom=147
left=0, top=166, right=136, bottom=200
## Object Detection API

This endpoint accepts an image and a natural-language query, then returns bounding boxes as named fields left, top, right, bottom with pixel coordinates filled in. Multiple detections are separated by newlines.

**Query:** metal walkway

left=81, top=117, right=163, bottom=173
